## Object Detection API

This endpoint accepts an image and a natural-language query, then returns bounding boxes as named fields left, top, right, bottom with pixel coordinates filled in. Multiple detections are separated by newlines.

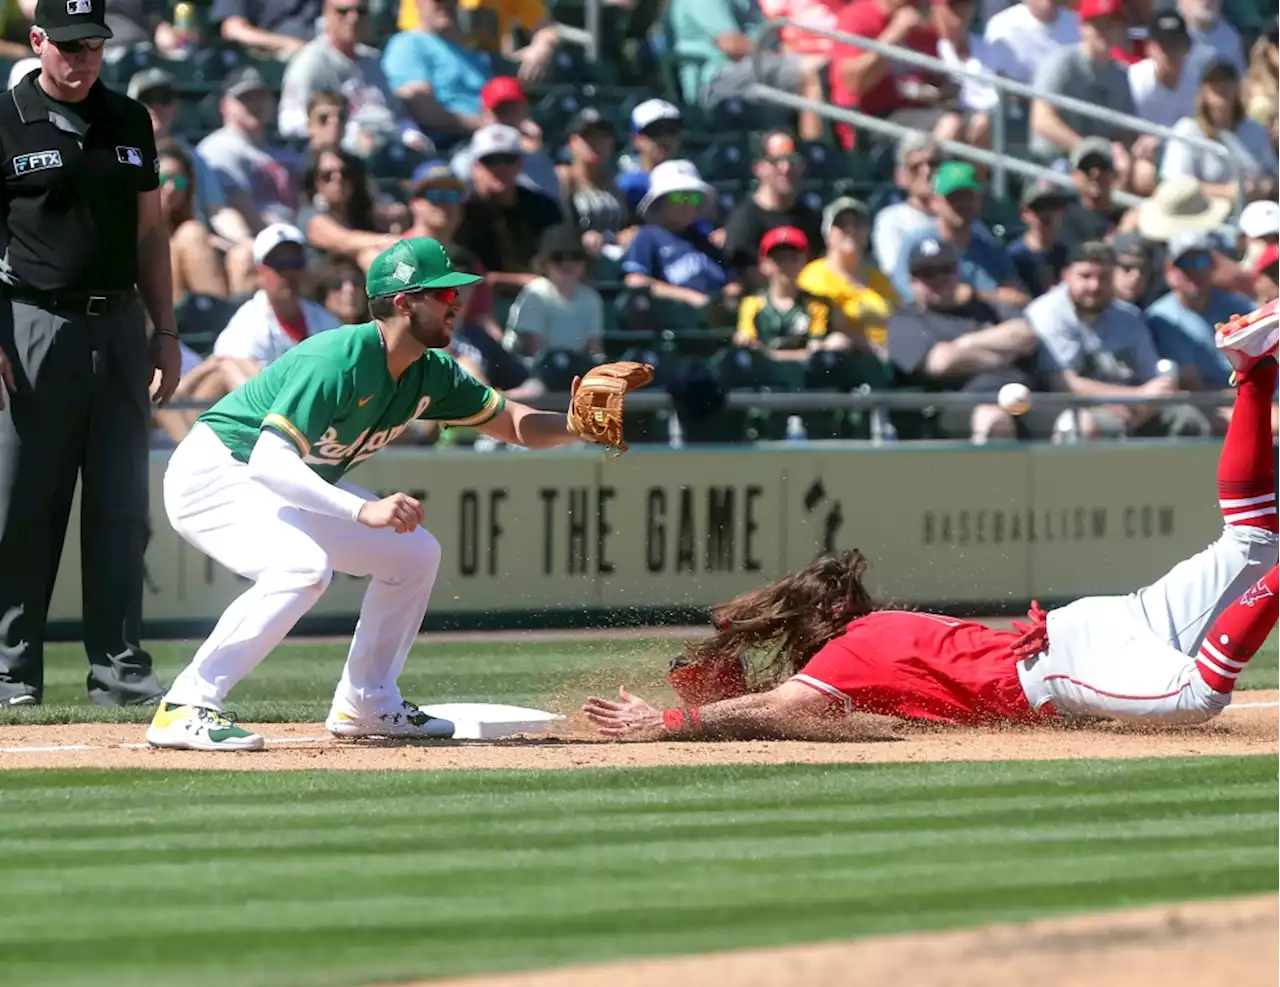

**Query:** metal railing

left=750, top=19, right=1244, bottom=216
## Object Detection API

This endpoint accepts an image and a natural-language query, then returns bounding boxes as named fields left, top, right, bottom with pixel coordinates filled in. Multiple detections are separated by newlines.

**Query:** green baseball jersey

left=198, top=321, right=504, bottom=482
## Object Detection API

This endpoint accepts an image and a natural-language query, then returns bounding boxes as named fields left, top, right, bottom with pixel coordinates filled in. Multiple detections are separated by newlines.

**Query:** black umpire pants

left=0, top=295, right=163, bottom=705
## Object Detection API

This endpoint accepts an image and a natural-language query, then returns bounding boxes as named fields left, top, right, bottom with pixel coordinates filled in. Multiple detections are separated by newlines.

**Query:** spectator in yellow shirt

left=399, top=0, right=560, bottom=81
left=797, top=196, right=899, bottom=352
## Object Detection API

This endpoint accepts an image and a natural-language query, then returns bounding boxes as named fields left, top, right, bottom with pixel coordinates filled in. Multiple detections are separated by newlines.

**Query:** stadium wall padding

left=45, top=441, right=1225, bottom=637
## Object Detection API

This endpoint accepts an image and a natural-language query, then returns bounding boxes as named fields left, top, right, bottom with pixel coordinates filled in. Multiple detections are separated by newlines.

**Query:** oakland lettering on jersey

left=304, top=396, right=432, bottom=467
left=922, top=504, right=1176, bottom=546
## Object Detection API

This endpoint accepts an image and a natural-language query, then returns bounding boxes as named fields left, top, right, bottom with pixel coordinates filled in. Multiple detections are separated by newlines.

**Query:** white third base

left=418, top=703, right=567, bottom=740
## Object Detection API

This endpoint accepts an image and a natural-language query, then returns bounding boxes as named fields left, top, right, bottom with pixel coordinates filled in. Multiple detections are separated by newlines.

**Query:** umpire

left=0, top=0, right=181, bottom=706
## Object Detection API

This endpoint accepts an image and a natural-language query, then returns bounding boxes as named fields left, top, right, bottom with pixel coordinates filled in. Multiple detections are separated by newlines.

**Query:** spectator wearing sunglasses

left=314, top=254, right=370, bottom=324
left=158, top=141, right=230, bottom=304
left=214, top=225, right=342, bottom=370
left=616, top=100, right=684, bottom=218
left=505, top=224, right=605, bottom=363
left=722, top=131, right=823, bottom=283
left=1144, top=229, right=1252, bottom=391
left=623, top=160, right=737, bottom=312
left=129, top=67, right=249, bottom=248
left=453, top=124, right=563, bottom=292
left=871, top=133, right=939, bottom=275
left=279, top=0, right=409, bottom=144
left=1005, top=181, right=1073, bottom=300
left=449, top=77, right=560, bottom=201
left=211, top=0, right=321, bottom=59
left=298, top=148, right=399, bottom=270
left=1109, top=231, right=1158, bottom=307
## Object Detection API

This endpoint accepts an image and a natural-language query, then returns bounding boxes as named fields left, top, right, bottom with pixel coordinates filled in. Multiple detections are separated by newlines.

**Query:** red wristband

left=662, top=709, right=684, bottom=732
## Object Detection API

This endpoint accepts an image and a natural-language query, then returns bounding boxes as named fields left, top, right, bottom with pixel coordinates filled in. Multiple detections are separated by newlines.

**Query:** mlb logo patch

left=116, top=146, right=143, bottom=166
left=66, top=0, right=92, bottom=13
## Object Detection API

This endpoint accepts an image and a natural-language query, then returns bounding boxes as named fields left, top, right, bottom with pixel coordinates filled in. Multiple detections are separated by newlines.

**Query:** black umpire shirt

left=0, top=70, right=158, bottom=292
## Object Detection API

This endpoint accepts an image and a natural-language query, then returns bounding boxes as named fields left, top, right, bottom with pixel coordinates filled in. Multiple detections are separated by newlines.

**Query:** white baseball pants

left=1019, top=519, right=1279, bottom=724
left=161, top=423, right=442, bottom=713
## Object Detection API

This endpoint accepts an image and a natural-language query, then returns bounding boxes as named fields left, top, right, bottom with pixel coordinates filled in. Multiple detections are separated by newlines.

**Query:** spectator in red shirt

left=828, top=0, right=961, bottom=149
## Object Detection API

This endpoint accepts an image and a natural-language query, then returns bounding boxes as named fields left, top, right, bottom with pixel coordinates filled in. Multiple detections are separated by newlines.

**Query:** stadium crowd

left=3, top=0, right=1275, bottom=445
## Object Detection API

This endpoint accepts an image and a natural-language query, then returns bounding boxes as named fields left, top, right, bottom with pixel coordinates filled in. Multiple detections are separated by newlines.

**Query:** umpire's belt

left=4, top=287, right=137, bottom=316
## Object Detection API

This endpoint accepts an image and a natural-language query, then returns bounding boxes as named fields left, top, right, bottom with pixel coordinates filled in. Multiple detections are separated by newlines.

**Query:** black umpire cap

left=35, top=0, right=113, bottom=41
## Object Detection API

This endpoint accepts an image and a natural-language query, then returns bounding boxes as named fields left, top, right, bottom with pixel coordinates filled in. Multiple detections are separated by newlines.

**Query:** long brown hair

left=1195, top=67, right=1245, bottom=137
left=156, top=139, right=196, bottom=230
left=683, top=549, right=881, bottom=686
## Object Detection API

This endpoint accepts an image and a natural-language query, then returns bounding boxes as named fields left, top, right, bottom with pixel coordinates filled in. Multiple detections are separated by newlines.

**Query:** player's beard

left=408, top=300, right=456, bottom=351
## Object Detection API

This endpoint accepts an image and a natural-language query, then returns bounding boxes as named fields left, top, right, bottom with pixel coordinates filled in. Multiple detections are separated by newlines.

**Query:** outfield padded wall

left=47, top=442, right=1224, bottom=632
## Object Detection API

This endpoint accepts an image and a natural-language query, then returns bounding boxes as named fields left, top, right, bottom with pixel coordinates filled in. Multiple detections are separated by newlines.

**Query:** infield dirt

left=1, top=689, right=1274, bottom=771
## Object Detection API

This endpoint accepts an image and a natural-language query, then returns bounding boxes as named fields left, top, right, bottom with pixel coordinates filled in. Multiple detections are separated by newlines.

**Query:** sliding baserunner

left=586, top=302, right=1279, bottom=739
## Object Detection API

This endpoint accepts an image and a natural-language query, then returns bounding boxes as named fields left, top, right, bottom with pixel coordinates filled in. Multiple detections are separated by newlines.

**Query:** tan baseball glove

left=566, top=361, right=655, bottom=455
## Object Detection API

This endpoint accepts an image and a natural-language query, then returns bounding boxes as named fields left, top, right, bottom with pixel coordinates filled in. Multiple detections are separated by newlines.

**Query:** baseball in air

left=997, top=383, right=1032, bottom=416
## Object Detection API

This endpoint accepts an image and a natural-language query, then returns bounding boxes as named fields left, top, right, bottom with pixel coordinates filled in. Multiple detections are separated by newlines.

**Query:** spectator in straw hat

left=1136, top=174, right=1232, bottom=243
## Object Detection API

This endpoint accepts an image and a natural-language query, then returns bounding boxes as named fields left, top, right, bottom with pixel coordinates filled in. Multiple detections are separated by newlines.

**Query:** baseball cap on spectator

left=366, top=238, right=482, bottom=298
left=1137, top=176, right=1232, bottom=241
left=821, top=196, right=868, bottom=237
left=252, top=223, right=307, bottom=265
left=1066, top=240, right=1115, bottom=266
left=35, top=0, right=112, bottom=41
left=567, top=107, right=615, bottom=140
left=223, top=66, right=269, bottom=100
left=1255, top=243, right=1280, bottom=277
left=1111, top=231, right=1150, bottom=267
left=759, top=226, right=809, bottom=260
left=469, top=124, right=523, bottom=161
left=538, top=224, right=587, bottom=259
left=638, top=160, right=716, bottom=218
left=1076, top=0, right=1122, bottom=20
left=410, top=160, right=465, bottom=196
left=1200, top=57, right=1238, bottom=83
left=631, top=99, right=682, bottom=134
left=128, top=67, right=176, bottom=103
left=480, top=77, right=527, bottom=112
left=1020, top=180, right=1073, bottom=210
left=907, top=237, right=959, bottom=275
left=932, top=161, right=982, bottom=198
left=1147, top=10, right=1189, bottom=45
left=1239, top=200, right=1280, bottom=240
left=1069, top=137, right=1115, bottom=171
left=1168, top=229, right=1214, bottom=264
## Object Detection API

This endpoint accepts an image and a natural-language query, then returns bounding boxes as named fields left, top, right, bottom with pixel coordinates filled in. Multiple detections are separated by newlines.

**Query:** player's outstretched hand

left=357, top=493, right=424, bottom=534
left=583, top=687, right=665, bottom=741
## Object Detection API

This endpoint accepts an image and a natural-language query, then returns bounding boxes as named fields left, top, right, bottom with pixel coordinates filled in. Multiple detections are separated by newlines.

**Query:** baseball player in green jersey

left=148, top=238, right=587, bottom=751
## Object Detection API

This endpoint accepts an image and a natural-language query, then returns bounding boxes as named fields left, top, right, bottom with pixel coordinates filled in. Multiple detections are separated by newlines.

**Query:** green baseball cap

left=365, top=237, right=482, bottom=299
left=933, top=161, right=983, bottom=199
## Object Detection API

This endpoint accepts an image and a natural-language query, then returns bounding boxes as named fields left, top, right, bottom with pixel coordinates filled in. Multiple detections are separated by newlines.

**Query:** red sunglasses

left=409, top=287, right=459, bottom=304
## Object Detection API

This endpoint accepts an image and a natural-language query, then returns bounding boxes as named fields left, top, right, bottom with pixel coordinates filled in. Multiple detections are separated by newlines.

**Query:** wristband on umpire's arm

left=662, top=707, right=702, bottom=734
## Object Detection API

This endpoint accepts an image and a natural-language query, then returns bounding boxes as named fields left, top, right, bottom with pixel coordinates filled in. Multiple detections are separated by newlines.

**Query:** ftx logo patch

left=13, top=150, right=62, bottom=175
left=116, top=146, right=143, bottom=166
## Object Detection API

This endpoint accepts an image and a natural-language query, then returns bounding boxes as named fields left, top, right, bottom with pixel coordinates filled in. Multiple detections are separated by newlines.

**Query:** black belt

left=4, top=288, right=137, bottom=316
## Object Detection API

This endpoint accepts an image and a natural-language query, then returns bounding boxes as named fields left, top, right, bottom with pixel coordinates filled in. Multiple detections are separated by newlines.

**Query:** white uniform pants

left=1019, top=523, right=1279, bottom=724
left=161, top=424, right=442, bottom=712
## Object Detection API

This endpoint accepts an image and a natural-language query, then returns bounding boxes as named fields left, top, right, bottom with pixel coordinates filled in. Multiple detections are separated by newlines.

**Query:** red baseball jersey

left=792, top=610, right=1037, bottom=724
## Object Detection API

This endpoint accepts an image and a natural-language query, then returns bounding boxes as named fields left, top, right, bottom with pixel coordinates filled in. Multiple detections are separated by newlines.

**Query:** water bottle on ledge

left=785, top=415, right=807, bottom=443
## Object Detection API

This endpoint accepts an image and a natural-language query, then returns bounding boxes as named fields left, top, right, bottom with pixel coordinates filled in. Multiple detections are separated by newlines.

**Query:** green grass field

left=1, top=632, right=1276, bottom=986
left=0, top=757, right=1274, bottom=987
